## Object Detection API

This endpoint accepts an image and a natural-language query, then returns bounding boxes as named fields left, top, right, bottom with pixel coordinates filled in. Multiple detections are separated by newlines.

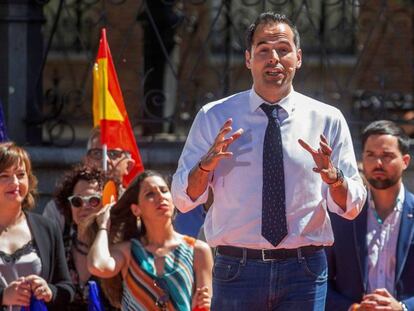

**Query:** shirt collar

left=249, top=86, right=295, bottom=116
left=397, top=184, right=405, bottom=210
left=368, top=184, right=405, bottom=213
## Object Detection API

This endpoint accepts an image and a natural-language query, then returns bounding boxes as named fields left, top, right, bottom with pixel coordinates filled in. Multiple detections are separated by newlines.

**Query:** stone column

left=0, top=0, right=45, bottom=144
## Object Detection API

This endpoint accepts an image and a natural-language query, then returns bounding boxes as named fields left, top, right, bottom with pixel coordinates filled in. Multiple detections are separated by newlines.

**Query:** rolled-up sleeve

left=326, top=112, right=367, bottom=219
left=327, top=176, right=366, bottom=219
left=172, top=108, right=213, bottom=213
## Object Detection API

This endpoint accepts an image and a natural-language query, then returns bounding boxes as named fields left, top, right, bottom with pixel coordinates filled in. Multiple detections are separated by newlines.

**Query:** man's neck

left=370, top=183, right=402, bottom=221
left=255, top=85, right=292, bottom=104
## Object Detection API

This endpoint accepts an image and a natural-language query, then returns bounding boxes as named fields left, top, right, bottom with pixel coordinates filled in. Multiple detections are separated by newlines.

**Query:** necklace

left=0, top=212, right=24, bottom=233
left=72, top=235, right=89, bottom=256
left=372, top=208, right=383, bottom=225
left=73, top=243, right=88, bottom=256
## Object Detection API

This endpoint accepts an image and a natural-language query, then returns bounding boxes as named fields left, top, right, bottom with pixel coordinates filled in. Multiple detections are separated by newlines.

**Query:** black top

left=63, top=229, right=118, bottom=311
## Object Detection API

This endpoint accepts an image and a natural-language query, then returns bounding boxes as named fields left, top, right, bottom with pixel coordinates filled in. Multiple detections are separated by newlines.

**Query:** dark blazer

left=326, top=189, right=414, bottom=311
left=0, top=212, right=74, bottom=310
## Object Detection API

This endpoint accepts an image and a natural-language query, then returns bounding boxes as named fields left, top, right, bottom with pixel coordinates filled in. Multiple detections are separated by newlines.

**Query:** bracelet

left=98, top=227, right=108, bottom=231
left=327, top=167, right=344, bottom=188
left=350, top=303, right=360, bottom=311
left=198, top=161, right=211, bottom=173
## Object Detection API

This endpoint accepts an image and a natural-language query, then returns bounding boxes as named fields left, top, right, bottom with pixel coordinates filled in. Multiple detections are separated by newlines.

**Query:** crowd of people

left=1, top=11, right=414, bottom=311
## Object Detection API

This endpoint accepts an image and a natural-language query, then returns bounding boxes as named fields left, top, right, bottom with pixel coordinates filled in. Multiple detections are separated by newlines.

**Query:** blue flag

left=21, top=296, right=48, bottom=311
left=0, top=99, right=8, bottom=142
left=88, top=280, right=104, bottom=311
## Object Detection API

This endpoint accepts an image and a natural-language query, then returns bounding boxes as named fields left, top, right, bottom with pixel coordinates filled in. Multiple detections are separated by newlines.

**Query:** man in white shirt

left=172, top=12, right=366, bottom=310
left=327, top=120, right=414, bottom=311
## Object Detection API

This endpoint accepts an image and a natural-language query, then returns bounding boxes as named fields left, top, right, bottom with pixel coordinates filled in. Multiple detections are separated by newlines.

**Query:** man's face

left=84, top=136, right=134, bottom=182
left=245, top=22, right=302, bottom=102
left=362, top=134, right=410, bottom=190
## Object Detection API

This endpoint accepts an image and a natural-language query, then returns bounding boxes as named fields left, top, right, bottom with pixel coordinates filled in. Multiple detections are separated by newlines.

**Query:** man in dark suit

left=327, top=120, right=414, bottom=311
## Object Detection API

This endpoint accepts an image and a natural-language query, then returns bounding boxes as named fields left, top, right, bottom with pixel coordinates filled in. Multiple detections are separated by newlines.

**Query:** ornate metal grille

left=38, top=0, right=414, bottom=146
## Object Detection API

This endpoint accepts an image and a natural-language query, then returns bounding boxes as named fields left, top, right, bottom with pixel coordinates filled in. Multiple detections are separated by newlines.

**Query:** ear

left=403, top=153, right=411, bottom=170
left=130, top=203, right=141, bottom=217
left=126, top=158, right=136, bottom=174
left=245, top=50, right=252, bottom=69
left=296, top=48, right=302, bottom=69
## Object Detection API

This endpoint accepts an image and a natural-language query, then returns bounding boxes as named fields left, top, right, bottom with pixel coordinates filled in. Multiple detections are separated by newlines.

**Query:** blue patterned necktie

left=260, top=103, right=287, bottom=247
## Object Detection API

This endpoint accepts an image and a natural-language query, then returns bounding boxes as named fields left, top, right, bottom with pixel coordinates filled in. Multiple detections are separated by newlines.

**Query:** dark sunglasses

left=86, top=148, right=129, bottom=161
left=68, top=194, right=102, bottom=208
left=154, top=278, right=170, bottom=310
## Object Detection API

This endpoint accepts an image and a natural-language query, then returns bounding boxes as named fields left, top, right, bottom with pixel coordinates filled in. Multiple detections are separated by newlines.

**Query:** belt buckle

left=261, top=249, right=273, bottom=261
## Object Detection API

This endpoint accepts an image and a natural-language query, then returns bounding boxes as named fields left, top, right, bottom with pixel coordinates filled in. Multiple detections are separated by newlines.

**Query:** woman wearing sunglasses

left=54, top=165, right=118, bottom=310
left=0, top=142, right=74, bottom=310
left=88, top=170, right=213, bottom=310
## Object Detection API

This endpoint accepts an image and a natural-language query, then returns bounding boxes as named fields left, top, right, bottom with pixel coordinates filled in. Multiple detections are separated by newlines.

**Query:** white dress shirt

left=366, top=186, right=404, bottom=294
left=172, top=88, right=367, bottom=249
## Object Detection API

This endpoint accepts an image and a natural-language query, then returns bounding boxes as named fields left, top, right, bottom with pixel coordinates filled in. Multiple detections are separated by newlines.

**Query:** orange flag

left=92, top=28, right=144, bottom=186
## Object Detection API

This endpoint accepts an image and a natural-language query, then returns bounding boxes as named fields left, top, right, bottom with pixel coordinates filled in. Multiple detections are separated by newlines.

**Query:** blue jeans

left=211, top=248, right=327, bottom=311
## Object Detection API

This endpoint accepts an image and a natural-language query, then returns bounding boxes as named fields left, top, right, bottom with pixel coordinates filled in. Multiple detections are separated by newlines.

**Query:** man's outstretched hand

left=199, top=118, right=244, bottom=172
left=298, top=134, right=337, bottom=184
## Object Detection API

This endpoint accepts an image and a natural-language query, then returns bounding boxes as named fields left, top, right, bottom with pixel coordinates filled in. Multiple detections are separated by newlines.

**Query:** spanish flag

left=92, top=28, right=144, bottom=186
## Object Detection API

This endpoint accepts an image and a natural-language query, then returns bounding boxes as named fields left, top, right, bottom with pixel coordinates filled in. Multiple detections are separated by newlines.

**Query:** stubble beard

left=367, top=176, right=399, bottom=190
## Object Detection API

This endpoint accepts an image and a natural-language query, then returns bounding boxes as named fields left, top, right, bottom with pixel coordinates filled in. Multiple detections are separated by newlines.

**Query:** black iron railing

left=33, top=0, right=414, bottom=145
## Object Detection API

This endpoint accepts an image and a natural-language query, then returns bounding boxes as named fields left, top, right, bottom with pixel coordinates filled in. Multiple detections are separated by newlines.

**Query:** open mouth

left=267, top=72, right=283, bottom=76
left=265, top=68, right=284, bottom=77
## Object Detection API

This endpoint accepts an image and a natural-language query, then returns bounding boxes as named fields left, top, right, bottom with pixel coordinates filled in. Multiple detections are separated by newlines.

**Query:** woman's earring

left=136, top=216, right=142, bottom=231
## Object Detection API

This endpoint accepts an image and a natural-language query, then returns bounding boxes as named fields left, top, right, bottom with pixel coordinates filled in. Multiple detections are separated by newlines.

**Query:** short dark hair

left=245, top=12, right=300, bottom=52
left=361, top=120, right=410, bottom=155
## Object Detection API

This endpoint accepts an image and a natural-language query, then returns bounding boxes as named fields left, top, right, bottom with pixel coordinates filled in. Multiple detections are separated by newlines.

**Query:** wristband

left=198, top=161, right=211, bottom=173
left=98, top=227, right=108, bottom=231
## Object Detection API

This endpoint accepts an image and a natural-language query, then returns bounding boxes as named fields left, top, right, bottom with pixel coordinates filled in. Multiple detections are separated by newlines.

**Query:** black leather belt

left=216, top=245, right=324, bottom=261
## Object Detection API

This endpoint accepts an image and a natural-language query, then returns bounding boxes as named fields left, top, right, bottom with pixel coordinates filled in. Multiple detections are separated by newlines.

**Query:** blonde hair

left=0, top=142, right=38, bottom=210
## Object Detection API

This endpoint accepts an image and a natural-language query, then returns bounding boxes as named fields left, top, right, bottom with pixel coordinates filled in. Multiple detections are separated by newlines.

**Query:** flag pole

left=92, top=27, right=144, bottom=185
left=100, top=28, right=108, bottom=173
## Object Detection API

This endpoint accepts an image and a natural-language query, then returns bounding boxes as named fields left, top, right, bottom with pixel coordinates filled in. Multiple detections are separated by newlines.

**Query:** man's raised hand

left=199, top=118, right=243, bottom=172
left=298, top=134, right=337, bottom=184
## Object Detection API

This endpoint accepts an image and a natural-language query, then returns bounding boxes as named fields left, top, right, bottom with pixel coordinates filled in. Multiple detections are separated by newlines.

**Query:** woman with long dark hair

left=88, top=170, right=213, bottom=310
